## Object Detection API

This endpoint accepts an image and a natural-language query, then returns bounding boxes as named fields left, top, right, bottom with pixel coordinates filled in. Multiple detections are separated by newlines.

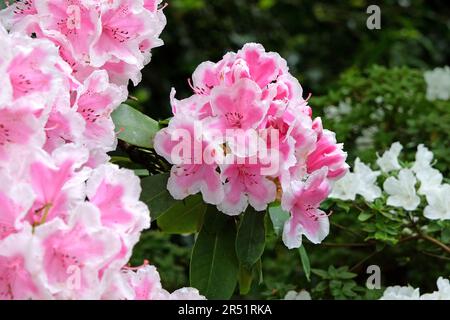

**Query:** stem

left=118, top=140, right=171, bottom=175
left=419, top=250, right=450, bottom=261
left=39, top=204, right=52, bottom=225
left=420, top=234, right=450, bottom=254
left=398, top=235, right=419, bottom=243
left=321, top=242, right=374, bottom=248
left=407, top=213, right=450, bottom=254
left=331, top=222, right=363, bottom=238
left=350, top=250, right=381, bottom=272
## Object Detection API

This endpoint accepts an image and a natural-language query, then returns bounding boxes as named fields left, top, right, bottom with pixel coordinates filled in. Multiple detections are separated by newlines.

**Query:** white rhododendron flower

left=376, top=142, right=403, bottom=173
left=330, top=172, right=358, bottom=201
left=412, top=144, right=444, bottom=196
left=324, top=99, right=352, bottom=120
left=412, top=144, right=434, bottom=174
left=380, top=286, right=421, bottom=300
left=284, top=290, right=312, bottom=300
left=352, top=158, right=382, bottom=202
left=420, top=277, right=450, bottom=300
left=424, top=184, right=450, bottom=220
left=424, top=66, right=450, bottom=101
left=381, top=277, right=450, bottom=300
left=383, top=169, right=420, bottom=211
left=330, top=158, right=381, bottom=202
left=417, top=167, right=443, bottom=196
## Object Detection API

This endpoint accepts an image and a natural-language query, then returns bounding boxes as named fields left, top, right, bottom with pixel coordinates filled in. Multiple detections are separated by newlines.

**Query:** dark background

left=135, top=0, right=450, bottom=120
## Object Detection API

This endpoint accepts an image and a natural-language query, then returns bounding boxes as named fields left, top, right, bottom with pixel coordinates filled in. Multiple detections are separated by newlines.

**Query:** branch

left=419, top=250, right=450, bottom=261
left=420, top=234, right=450, bottom=254
left=321, top=242, right=374, bottom=248
left=331, top=222, right=364, bottom=238
left=350, top=250, right=381, bottom=272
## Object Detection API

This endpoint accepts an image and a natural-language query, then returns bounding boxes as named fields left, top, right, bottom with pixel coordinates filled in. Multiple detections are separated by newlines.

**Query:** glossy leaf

left=140, top=173, right=179, bottom=221
left=190, top=206, right=239, bottom=299
left=298, top=245, right=311, bottom=282
left=112, top=104, right=159, bottom=148
left=268, top=202, right=290, bottom=236
left=235, top=207, right=266, bottom=267
left=157, top=195, right=207, bottom=234
left=238, top=265, right=253, bottom=295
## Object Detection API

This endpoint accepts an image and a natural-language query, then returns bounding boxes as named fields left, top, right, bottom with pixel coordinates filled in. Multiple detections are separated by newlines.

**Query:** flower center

left=225, top=112, right=244, bottom=128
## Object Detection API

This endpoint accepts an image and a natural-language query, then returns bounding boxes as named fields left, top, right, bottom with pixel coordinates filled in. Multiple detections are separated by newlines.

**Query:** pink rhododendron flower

left=155, top=43, right=348, bottom=249
left=208, top=78, right=269, bottom=134
left=0, top=229, right=46, bottom=300
left=218, top=158, right=277, bottom=215
left=0, top=173, right=35, bottom=240
left=35, top=203, right=122, bottom=299
left=74, top=70, right=127, bottom=152
left=86, top=163, right=150, bottom=236
left=34, top=0, right=100, bottom=61
left=307, top=118, right=349, bottom=180
left=154, top=116, right=224, bottom=205
left=281, top=167, right=331, bottom=249
left=43, top=105, right=86, bottom=152
left=25, top=145, right=90, bottom=225
left=2, top=0, right=167, bottom=86
left=101, top=263, right=206, bottom=300
left=0, top=106, right=45, bottom=162
left=2, top=32, right=73, bottom=111
left=0, top=4, right=202, bottom=300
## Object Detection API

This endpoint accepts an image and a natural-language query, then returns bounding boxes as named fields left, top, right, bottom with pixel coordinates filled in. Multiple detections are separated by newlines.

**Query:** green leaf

left=112, top=104, right=159, bottom=148
left=140, top=173, right=179, bottom=221
left=311, top=268, right=330, bottom=279
left=267, top=202, right=290, bottom=236
left=358, top=212, right=374, bottom=222
left=330, top=279, right=343, bottom=290
left=133, top=169, right=149, bottom=177
left=337, top=201, right=351, bottom=213
left=254, top=259, right=264, bottom=285
left=190, top=206, right=239, bottom=299
left=337, top=271, right=357, bottom=280
left=298, top=246, right=311, bottom=282
left=314, top=280, right=328, bottom=292
left=328, top=265, right=338, bottom=278
left=238, top=265, right=253, bottom=295
left=235, top=207, right=266, bottom=267
left=157, top=195, right=206, bottom=234
left=441, top=227, right=450, bottom=243
left=141, top=174, right=207, bottom=232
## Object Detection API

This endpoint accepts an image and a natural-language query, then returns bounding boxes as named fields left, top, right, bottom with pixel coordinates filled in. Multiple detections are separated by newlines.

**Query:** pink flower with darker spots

left=281, top=167, right=332, bottom=249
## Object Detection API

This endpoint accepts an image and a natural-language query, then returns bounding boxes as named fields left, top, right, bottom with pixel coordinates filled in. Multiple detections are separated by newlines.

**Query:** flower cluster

left=154, top=43, right=348, bottom=249
left=380, top=277, right=450, bottom=300
left=331, top=143, right=449, bottom=220
left=0, top=3, right=203, bottom=300
left=424, top=66, right=450, bottom=101
left=1, top=0, right=167, bottom=86
left=284, top=290, right=312, bottom=300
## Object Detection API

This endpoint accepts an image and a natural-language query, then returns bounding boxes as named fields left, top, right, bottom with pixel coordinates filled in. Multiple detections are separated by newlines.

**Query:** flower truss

left=331, top=142, right=449, bottom=220
left=380, top=277, right=450, bottom=300
left=424, top=66, right=450, bottom=101
left=154, top=43, right=349, bottom=249
left=0, top=1, right=204, bottom=300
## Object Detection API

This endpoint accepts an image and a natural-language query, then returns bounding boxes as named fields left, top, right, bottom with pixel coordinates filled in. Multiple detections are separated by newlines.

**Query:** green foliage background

left=139, top=0, right=450, bottom=120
